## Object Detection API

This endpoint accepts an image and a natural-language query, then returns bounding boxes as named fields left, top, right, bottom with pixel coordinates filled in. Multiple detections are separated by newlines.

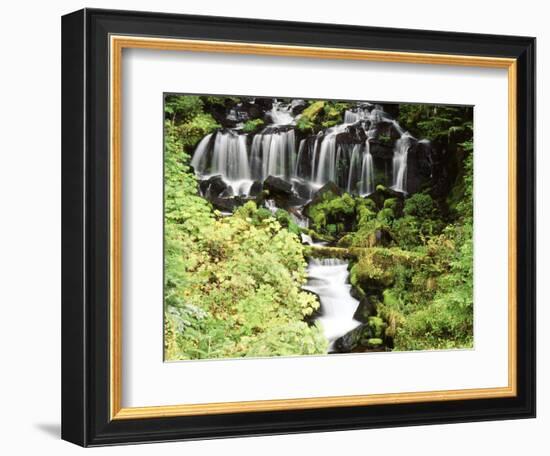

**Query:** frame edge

left=61, top=8, right=88, bottom=448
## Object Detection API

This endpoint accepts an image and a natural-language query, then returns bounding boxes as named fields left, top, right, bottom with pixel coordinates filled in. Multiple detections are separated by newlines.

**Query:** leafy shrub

left=164, top=119, right=327, bottom=360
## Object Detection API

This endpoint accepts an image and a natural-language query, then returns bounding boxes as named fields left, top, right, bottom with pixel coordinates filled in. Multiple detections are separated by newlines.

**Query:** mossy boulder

left=383, top=197, right=404, bottom=218
left=369, top=185, right=404, bottom=210
left=353, top=297, right=377, bottom=323
left=350, top=247, right=420, bottom=292
left=367, top=316, right=386, bottom=338
left=305, top=189, right=356, bottom=236
left=307, top=181, right=343, bottom=207
left=366, top=338, right=384, bottom=348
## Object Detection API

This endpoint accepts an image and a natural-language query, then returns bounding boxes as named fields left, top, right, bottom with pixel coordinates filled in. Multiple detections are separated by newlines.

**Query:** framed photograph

left=61, top=8, right=536, bottom=446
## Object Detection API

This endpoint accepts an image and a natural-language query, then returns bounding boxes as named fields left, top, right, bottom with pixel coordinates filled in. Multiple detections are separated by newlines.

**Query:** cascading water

left=359, top=140, right=375, bottom=196
left=188, top=98, right=427, bottom=352
left=189, top=100, right=409, bottom=199
left=391, top=133, right=413, bottom=193
left=303, top=257, right=361, bottom=349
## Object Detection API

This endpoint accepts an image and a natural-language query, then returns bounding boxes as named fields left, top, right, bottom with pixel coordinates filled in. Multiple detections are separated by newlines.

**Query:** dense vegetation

left=164, top=95, right=473, bottom=359
left=164, top=96, right=326, bottom=360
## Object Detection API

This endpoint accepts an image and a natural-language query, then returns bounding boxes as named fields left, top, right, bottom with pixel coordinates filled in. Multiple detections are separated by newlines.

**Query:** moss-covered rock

left=305, top=191, right=357, bottom=236
left=367, top=316, right=386, bottom=338
left=352, top=297, right=377, bottom=323
left=366, top=338, right=384, bottom=348
left=350, top=247, right=421, bottom=292
left=303, top=245, right=354, bottom=260
left=241, top=118, right=265, bottom=133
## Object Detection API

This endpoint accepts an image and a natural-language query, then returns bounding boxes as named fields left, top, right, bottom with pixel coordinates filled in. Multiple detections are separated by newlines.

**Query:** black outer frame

left=61, top=8, right=536, bottom=447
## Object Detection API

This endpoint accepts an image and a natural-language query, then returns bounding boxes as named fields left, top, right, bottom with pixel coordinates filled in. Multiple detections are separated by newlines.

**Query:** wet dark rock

left=292, top=180, right=313, bottom=200
left=353, top=297, right=377, bottom=323
left=294, top=136, right=317, bottom=179
left=210, top=196, right=237, bottom=213
left=291, top=99, right=307, bottom=115
left=200, top=175, right=229, bottom=198
left=263, top=175, right=293, bottom=197
left=379, top=103, right=400, bottom=119
left=333, top=323, right=374, bottom=353
left=369, top=140, right=394, bottom=159
left=248, top=181, right=263, bottom=197
left=262, top=175, right=305, bottom=208
left=406, top=141, right=432, bottom=194
left=219, top=187, right=234, bottom=198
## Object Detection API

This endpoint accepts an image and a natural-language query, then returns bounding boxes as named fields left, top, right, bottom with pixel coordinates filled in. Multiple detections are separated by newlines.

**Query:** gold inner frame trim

left=109, top=35, right=518, bottom=421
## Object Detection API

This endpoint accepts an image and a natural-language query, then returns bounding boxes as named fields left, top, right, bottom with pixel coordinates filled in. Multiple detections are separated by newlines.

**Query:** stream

left=303, top=253, right=361, bottom=351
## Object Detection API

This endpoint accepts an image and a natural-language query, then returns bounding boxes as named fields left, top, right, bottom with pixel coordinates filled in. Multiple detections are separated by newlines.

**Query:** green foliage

left=242, top=118, right=265, bottom=133
left=296, top=101, right=324, bottom=133
left=403, top=193, right=436, bottom=218
left=164, top=117, right=327, bottom=360
left=378, top=133, right=393, bottom=147
left=163, top=94, right=474, bottom=358
left=321, top=102, right=350, bottom=128
left=165, top=95, right=204, bottom=123
left=274, top=209, right=302, bottom=236
left=307, top=192, right=356, bottom=235
left=397, top=104, right=473, bottom=149
left=346, top=162, right=473, bottom=350
left=178, top=113, right=220, bottom=148
left=296, top=100, right=351, bottom=132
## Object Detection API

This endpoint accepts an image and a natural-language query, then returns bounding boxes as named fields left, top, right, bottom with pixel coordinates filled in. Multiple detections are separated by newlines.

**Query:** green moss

left=274, top=209, right=301, bottom=236
left=383, top=198, right=398, bottom=210
left=368, top=316, right=386, bottom=338
left=242, top=118, right=265, bottom=133
left=403, top=193, right=435, bottom=218
left=306, top=192, right=357, bottom=236
left=366, top=338, right=383, bottom=347
left=376, top=207, right=395, bottom=223
left=378, top=134, right=393, bottom=147
left=301, top=101, right=325, bottom=119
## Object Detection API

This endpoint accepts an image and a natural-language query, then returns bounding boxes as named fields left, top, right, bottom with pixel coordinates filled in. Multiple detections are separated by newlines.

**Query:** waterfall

left=188, top=99, right=423, bottom=200
left=259, top=129, right=296, bottom=180
left=359, top=140, right=375, bottom=196
left=190, top=133, right=214, bottom=174
left=314, top=131, right=339, bottom=185
left=294, top=139, right=306, bottom=177
left=303, top=257, right=361, bottom=348
left=310, top=135, right=321, bottom=181
left=268, top=99, right=295, bottom=125
left=392, top=133, right=413, bottom=193
left=250, top=134, right=263, bottom=179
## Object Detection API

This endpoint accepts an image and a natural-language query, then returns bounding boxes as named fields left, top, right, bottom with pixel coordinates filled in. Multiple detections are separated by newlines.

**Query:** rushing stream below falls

left=303, top=257, right=361, bottom=351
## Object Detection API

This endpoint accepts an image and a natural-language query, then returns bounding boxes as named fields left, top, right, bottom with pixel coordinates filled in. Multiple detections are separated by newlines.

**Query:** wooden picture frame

left=62, top=8, right=536, bottom=446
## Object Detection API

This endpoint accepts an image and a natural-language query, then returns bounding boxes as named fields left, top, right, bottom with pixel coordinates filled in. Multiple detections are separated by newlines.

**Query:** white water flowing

left=261, top=129, right=296, bottom=179
left=190, top=100, right=419, bottom=199
left=391, top=133, right=413, bottom=193
left=268, top=99, right=295, bottom=125
left=359, top=140, right=375, bottom=196
left=303, top=258, right=361, bottom=348
left=190, top=133, right=213, bottom=173
left=314, top=130, right=340, bottom=185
